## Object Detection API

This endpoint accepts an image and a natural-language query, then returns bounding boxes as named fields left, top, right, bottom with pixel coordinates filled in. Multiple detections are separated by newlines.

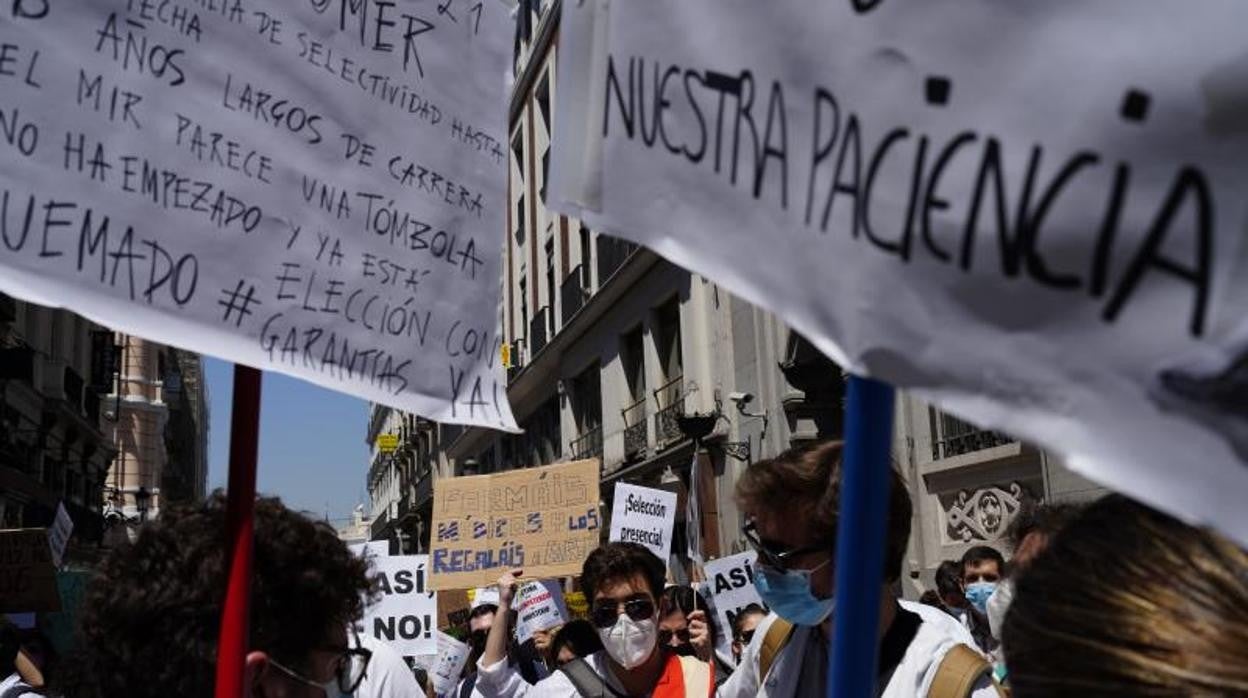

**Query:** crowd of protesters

left=6, top=439, right=1246, bottom=697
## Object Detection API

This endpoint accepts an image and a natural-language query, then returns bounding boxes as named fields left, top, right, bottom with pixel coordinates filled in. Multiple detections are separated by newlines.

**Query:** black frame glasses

left=741, top=520, right=832, bottom=571
left=590, top=595, right=656, bottom=628
left=269, top=631, right=373, bottom=694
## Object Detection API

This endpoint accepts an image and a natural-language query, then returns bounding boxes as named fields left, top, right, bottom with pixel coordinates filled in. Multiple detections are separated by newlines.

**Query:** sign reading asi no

left=0, top=529, right=62, bottom=613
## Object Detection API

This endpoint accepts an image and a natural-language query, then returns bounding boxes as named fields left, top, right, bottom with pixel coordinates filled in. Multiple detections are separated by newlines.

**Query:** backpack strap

left=758, top=617, right=794, bottom=683
left=559, top=657, right=626, bottom=698
left=929, top=644, right=993, bottom=698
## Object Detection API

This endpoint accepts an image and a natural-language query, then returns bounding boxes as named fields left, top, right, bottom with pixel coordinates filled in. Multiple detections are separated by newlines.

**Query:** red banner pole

left=214, top=365, right=263, bottom=698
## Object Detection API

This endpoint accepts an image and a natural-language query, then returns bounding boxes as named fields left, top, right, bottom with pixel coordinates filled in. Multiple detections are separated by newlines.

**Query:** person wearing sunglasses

left=720, top=440, right=1002, bottom=698
left=474, top=543, right=713, bottom=696
left=57, top=494, right=375, bottom=698
left=729, top=604, right=767, bottom=666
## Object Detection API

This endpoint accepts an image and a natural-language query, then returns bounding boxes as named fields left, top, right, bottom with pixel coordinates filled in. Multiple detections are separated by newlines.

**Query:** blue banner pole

left=829, top=374, right=896, bottom=698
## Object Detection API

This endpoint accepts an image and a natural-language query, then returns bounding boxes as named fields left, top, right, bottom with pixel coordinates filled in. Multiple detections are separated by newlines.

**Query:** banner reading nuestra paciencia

left=430, top=459, right=601, bottom=590
left=0, top=1, right=515, bottom=428
left=549, top=0, right=1248, bottom=546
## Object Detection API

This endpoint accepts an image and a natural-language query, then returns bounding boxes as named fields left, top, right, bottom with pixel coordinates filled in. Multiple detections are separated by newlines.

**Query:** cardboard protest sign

left=47, top=502, right=73, bottom=567
left=550, top=0, right=1248, bottom=546
left=703, top=552, right=766, bottom=638
left=609, top=483, right=677, bottom=563
left=512, top=580, right=569, bottom=642
left=0, top=529, right=61, bottom=613
left=430, top=630, right=471, bottom=697
left=430, top=459, right=600, bottom=590
left=436, top=588, right=471, bottom=630
left=361, top=554, right=437, bottom=657
left=0, top=2, right=515, bottom=428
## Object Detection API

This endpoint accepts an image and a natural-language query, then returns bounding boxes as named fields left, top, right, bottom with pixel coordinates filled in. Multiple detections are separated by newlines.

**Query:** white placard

left=608, top=483, right=677, bottom=563
left=550, top=0, right=1248, bottom=547
left=703, top=552, right=766, bottom=640
left=47, top=502, right=73, bottom=567
left=430, top=630, right=471, bottom=698
left=511, top=579, right=569, bottom=643
left=362, top=554, right=437, bottom=657
left=348, top=540, right=389, bottom=561
left=0, top=2, right=515, bottom=429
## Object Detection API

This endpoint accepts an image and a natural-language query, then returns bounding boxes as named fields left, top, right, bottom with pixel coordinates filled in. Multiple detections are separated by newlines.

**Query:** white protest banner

left=511, top=580, right=569, bottom=643
left=47, top=502, right=73, bottom=567
left=609, top=483, right=677, bottom=563
left=362, top=554, right=437, bottom=657
left=348, top=540, right=389, bottom=561
left=430, top=630, right=471, bottom=698
left=703, top=552, right=766, bottom=639
left=550, top=0, right=1248, bottom=546
left=0, top=2, right=516, bottom=429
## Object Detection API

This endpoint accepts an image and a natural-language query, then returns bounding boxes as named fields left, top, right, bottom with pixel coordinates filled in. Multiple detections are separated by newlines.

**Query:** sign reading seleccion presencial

left=0, top=2, right=515, bottom=429
left=608, top=483, right=677, bottom=564
left=549, top=0, right=1248, bottom=546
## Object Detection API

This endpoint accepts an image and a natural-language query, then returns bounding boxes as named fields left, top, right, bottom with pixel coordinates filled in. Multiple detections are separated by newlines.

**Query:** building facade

left=367, top=0, right=1108, bottom=589
left=0, top=293, right=116, bottom=549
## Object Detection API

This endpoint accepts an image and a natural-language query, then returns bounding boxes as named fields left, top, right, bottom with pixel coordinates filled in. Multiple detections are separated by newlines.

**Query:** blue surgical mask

left=964, top=581, right=997, bottom=614
left=754, top=560, right=834, bottom=626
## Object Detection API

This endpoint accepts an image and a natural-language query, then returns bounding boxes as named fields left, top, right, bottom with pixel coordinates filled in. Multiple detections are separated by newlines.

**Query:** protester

left=729, top=604, right=767, bottom=666
left=958, top=547, right=1004, bottom=656
left=984, top=502, right=1079, bottom=643
left=918, top=591, right=944, bottom=610
left=934, top=560, right=968, bottom=622
left=57, top=493, right=374, bottom=698
left=1, top=622, right=44, bottom=697
left=530, top=626, right=562, bottom=668
left=476, top=544, right=714, bottom=696
left=546, top=620, right=604, bottom=668
left=1002, top=494, right=1248, bottom=696
left=722, top=440, right=1000, bottom=697
left=352, top=631, right=423, bottom=697
left=658, top=585, right=732, bottom=685
left=458, top=591, right=501, bottom=698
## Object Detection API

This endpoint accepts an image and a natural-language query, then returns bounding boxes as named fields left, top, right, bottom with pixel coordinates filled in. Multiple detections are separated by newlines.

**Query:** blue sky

left=205, top=358, right=371, bottom=525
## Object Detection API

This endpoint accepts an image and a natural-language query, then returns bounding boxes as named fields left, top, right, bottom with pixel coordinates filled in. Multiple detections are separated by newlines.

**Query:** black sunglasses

left=658, top=627, right=691, bottom=646
left=742, top=520, right=831, bottom=571
left=590, top=596, right=656, bottom=628
left=736, top=628, right=756, bottom=645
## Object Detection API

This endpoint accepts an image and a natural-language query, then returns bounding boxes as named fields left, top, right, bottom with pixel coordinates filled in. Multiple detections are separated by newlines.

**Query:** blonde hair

left=1003, top=494, right=1248, bottom=697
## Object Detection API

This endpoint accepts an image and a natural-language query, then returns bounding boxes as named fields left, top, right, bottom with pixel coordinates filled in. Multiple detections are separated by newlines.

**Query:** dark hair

left=59, top=493, right=373, bottom=698
left=1003, top=494, right=1248, bottom=696
left=1005, top=502, right=1078, bottom=551
left=918, top=590, right=943, bottom=609
left=731, top=603, right=767, bottom=639
left=661, top=585, right=719, bottom=644
left=548, top=619, right=604, bottom=665
left=935, top=560, right=963, bottom=598
left=735, top=440, right=914, bottom=582
left=960, top=545, right=1005, bottom=579
left=581, top=542, right=666, bottom=602
left=470, top=604, right=499, bottom=620
left=0, top=621, right=17, bottom=677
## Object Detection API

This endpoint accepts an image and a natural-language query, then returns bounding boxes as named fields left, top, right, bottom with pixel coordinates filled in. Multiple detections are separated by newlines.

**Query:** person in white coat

left=718, top=440, right=1001, bottom=698
left=352, top=631, right=423, bottom=698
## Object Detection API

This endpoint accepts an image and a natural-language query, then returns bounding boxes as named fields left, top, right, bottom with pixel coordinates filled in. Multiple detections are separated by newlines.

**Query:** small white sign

left=47, top=502, right=73, bottom=568
left=430, top=630, right=471, bottom=698
left=609, top=484, right=678, bottom=564
left=512, top=580, right=569, bottom=643
left=362, top=554, right=437, bottom=657
left=703, top=552, right=767, bottom=640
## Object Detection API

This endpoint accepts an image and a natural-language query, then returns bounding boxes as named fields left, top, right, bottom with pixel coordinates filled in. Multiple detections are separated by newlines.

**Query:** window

left=654, top=298, right=683, bottom=382
left=545, top=239, right=556, bottom=319
left=573, top=363, right=602, bottom=432
left=622, top=326, right=646, bottom=402
left=580, top=225, right=593, bottom=290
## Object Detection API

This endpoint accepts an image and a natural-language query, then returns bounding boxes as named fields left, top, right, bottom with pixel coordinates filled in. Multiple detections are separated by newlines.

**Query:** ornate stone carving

left=946, top=482, right=1029, bottom=543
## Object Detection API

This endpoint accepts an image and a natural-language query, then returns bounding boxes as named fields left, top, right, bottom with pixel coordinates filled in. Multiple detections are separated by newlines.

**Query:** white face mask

left=986, top=578, right=1014, bottom=641
left=597, top=614, right=658, bottom=670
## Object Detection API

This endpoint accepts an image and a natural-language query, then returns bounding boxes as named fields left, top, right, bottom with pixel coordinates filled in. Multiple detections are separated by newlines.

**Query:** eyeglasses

left=736, top=628, right=756, bottom=645
left=590, top=595, right=656, bottom=629
left=268, top=631, right=372, bottom=694
left=742, top=520, right=831, bottom=571
left=658, top=627, right=691, bottom=647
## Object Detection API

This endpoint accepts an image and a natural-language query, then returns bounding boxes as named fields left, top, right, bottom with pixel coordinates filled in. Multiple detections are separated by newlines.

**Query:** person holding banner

left=722, top=441, right=1000, bottom=698
left=476, top=543, right=713, bottom=696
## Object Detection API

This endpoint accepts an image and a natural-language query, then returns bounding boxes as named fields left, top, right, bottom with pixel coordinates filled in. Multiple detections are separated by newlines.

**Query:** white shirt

left=717, top=601, right=1001, bottom=698
left=354, top=634, right=423, bottom=698
left=0, top=674, right=41, bottom=698
left=476, top=650, right=628, bottom=697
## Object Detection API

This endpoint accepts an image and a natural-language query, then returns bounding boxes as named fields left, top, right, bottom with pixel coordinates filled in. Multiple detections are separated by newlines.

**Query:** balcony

left=561, top=264, right=587, bottom=325
left=529, top=306, right=551, bottom=356
left=931, top=413, right=1012, bottom=460
left=622, top=397, right=647, bottom=462
left=653, top=375, right=685, bottom=449
left=597, top=235, right=638, bottom=287
left=570, top=424, right=603, bottom=462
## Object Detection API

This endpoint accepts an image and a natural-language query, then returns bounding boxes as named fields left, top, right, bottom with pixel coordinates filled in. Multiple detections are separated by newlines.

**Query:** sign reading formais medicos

left=609, top=483, right=677, bottom=564
left=429, top=459, right=601, bottom=590
left=550, top=0, right=1248, bottom=547
left=0, top=2, right=515, bottom=429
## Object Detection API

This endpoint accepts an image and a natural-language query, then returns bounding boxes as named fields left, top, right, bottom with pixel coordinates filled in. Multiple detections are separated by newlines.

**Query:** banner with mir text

left=0, top=1, right=515, bottom=429
left=549, top=0, right=1248, bottom=546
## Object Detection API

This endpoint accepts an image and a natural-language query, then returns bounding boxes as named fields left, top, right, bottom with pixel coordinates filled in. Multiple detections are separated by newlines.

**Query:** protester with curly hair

left=58, top=493, right=375, bottom=698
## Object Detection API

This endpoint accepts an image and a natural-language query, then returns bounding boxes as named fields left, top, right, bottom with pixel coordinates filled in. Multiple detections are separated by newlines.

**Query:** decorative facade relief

left=944, top=482, right=1035, bottom=543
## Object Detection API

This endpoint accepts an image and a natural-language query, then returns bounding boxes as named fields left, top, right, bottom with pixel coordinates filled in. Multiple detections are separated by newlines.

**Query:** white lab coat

left=717, top=601, right=1001, bottom=698
left=354, top=633, right=424, bottom=698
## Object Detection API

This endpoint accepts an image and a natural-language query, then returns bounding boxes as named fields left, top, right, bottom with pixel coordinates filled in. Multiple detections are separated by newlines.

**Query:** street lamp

left=135, top=486, right=151, bottom=522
